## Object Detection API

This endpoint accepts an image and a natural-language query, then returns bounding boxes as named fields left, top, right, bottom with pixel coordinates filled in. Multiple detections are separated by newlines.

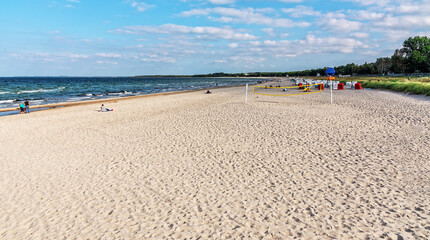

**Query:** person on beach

left=24, top=100, right=30, bottom=114
left=100, top=104, right=113, bottom=112
left=19, top=103, right=25, bottom=114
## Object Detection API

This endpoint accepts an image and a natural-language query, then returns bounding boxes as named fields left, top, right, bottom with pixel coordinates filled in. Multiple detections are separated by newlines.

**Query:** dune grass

left=333, top=76, right=430, bottom=96
left=360, top=81, right=430, bottom=96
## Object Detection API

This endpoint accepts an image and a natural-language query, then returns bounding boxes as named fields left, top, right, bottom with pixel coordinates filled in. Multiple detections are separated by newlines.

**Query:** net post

left=330, top=80, right=333, bottom=104
left=326, top=68, right=335, bottom=104
left=245, top=84, right=248, bottom=104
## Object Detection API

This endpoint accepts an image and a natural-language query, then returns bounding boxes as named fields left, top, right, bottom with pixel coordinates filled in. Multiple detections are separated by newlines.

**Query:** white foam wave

left=107, top=91, right=132, bottom=95
left=17, top=87, right=65, bottom=94
left=66, top=97, right=91, bottom=102
left=0, top=100, right=14, bottom=104
left=0, top=92, right=10, bottom=95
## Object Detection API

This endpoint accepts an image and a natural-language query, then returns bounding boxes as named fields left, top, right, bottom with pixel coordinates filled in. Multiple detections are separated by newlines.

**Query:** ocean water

left=0, top=77, right=261, bottom=110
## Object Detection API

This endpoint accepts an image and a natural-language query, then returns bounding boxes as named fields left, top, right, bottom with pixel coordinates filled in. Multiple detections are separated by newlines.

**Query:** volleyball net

left=252, top=83, right=323, bottom=97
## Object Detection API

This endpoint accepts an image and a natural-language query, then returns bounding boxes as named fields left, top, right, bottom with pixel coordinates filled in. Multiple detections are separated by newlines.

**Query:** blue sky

left=1, top=0, right=429, bottom=76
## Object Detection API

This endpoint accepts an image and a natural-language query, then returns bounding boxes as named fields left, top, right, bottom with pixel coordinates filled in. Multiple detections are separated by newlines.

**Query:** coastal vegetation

left=361, top=80, right=430, bottom=96
left=340, top=76, right=430, bottom=96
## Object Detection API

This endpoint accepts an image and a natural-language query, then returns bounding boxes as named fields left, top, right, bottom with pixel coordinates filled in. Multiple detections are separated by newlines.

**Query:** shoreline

left=0, top=84, right=250, bottom=116
left=0, top=76, right=272, bottom=115
left=3, top=81, right=429, bottom=116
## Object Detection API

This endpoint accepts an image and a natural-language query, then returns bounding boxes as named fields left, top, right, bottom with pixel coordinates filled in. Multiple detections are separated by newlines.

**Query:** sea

left=0, top=77, right=262, bottom=114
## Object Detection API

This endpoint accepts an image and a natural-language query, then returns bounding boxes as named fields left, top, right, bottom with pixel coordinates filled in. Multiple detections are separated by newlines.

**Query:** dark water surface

left=0, top=77, right=261, bottom=110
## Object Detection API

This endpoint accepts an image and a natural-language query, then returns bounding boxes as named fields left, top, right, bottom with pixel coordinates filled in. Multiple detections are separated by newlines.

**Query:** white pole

left=330, top=80, right=333, bottom=104
left=245, top=84, right=248, bottom=104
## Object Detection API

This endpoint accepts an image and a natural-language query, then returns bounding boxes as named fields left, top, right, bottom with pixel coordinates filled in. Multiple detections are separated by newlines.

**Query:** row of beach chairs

left=295, top=80, right=359, bottom=89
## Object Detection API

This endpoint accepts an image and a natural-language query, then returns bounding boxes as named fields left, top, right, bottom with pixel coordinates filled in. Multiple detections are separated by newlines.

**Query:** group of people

left=19, top=100, right=30, bottom=114
left=17, top=88, right=214, bottom=115
left=18, top=101, right=113, bottom=115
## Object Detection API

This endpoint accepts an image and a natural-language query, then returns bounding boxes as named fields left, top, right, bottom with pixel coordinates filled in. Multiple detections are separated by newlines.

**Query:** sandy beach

left=1, top=85, right=429, bottom=239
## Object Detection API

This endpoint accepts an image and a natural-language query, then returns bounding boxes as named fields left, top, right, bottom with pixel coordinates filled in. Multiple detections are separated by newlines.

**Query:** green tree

left=375, top=57, right=391, bottom=74
left=390, top=49, right=406, bottom=73
left=400, top=36, right=430, bottom=72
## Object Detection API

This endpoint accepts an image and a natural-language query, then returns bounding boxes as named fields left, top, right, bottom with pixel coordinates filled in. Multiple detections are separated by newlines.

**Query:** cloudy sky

left=1, top=0, right=429, bottom=76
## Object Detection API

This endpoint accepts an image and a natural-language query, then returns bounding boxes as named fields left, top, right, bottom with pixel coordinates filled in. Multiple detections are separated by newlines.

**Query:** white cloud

left=350, top=32, right=370, bottom=38
left=377, top=29, right=412, bottom=41
left=180, top=7, right=310, bottom=28
left=318, top=15, right=362, bottom=33
left=9, top=52, right=89, bottom=63
left=228, top=43, right=239, bottom=48
left=345, top=0, right=391, bottom=6
left=13, top=0, right=430, bottom=75
left=112, top=24, right=259, bottom=41
left=261, top=28, right=290, bottom=38
left=58, top=53, right=89, bottom=59
left=209, top=34, right=369, bottom=68
left=360, top=50, right=380, bottom=56
left=386, top=2, right=430, bottom=14
left=131, top=2, right=155, bottom=12
left=262, top=28, right=275, bottom=36
left=141, top=55, right=176, bottom=63
left=229, top=56, right=266, bottom=64
left=348, top=10, right=385, bottom=21
left=374, top=15, right=430, bottom=30
left=282, top=6, right=322, bottom=18
left=263, top=40, right=277, bottom=46
left=251, top=35, right=365, bottom=57
left=96, top=53, right=122, bottom=58
left=180, top=8, right=211, bottom=16
left=279, top=0, right=303, bottom=2
left=96, top=60, right=118, bottom=65
left=208, top=0, right=235, bottom=4
left=255, top=8, right=276, bottom=14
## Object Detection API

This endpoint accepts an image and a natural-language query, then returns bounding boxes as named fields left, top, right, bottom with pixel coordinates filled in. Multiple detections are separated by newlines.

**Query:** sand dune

left=1, top=85, right=429, bottom=239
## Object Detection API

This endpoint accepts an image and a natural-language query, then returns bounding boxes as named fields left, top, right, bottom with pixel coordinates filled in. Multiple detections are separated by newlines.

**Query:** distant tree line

left=193, top=36, right=430, bottom=77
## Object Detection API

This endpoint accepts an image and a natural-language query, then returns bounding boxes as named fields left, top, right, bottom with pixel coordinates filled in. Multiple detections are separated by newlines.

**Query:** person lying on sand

left=206, top=90, right=212, bottom=94
left=100, top=104, right=113, bottom=112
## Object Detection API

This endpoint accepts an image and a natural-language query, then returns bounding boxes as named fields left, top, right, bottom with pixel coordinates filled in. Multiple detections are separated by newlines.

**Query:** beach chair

left=345, top=82, right=352, bottom=89
left=351, top=81, right=357, bottom=89
left=332, top=82, right=338, bottom=90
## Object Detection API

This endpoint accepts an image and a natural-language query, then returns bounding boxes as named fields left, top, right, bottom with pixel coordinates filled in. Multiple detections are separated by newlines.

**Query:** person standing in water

left=24, top=100, right=30, bottom=114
